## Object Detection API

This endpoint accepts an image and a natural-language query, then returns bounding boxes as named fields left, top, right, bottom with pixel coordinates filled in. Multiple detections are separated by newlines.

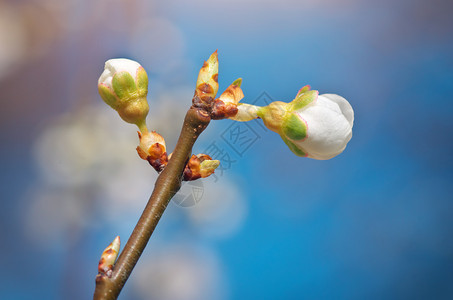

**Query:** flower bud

left=98, top=58, right=149, bottom=130
left=259, top=87, right=354, bottom=160
left=136, top=131, right=168, bottom=172
left=98, top=236, right=120, bottom=277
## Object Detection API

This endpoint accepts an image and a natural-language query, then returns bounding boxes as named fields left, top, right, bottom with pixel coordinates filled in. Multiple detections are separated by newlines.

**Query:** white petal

left=294, top=95, right=353, bottom=160
left=98, top=67, right=113, bottom=87
left=106, top=58, right=141, bottom=76
left=321, top=93, right=354, bottom=127
left=98, top=58, right=142, bottom=87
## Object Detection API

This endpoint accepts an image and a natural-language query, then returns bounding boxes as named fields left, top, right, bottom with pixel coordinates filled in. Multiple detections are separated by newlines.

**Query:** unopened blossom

left=247, top=86, right=354, bottom=160
left=98, top=58, right=149, bottom=131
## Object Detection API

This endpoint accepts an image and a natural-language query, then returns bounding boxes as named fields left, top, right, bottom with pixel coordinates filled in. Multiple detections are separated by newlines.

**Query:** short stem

left=230, top=103, right=261, bottom=122
left=93, top=107, right=211, bottom=300
left=136, top=119, right=148, bottom=133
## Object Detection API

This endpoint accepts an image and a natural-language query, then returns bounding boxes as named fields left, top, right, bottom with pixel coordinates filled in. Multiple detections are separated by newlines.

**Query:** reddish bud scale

left=136, top=145, right=168, bottom=172
left=183, top=154, right=213, bottom=181
left=192, top=91, right=214, bottom=113
left=210, top=79, right=244, bottom=119
left=148, top=152, right=169, bottom=173
left=193, top=81, right=244, bottom=120
left=211, top=99, right=239, bottom=120
left=183, top=156, right=201, bottom=181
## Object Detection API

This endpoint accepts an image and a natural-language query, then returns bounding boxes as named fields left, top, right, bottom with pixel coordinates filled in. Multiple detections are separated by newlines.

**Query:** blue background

left=1, top=0, right=452, bottom=299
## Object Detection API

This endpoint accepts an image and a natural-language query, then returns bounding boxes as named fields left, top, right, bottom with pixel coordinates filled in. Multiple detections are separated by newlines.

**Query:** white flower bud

left=258, top=88, right=354, bottom=160
left=98, top=58, right=149, bottom=130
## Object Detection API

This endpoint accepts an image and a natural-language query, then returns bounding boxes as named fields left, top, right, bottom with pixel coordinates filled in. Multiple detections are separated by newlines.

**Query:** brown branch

left=93, top=107, right=211, bottom=300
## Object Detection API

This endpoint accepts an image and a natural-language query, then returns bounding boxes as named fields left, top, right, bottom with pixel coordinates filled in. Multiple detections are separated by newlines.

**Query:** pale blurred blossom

left=24, top=186, right=94, bottom=248
left=0, top=1, right=68, bottom=78
left=147, top=87, right=194, bottom=147
left=129, top=17, right=191, bottom=83
left=26, top=104, right=148, bottom=247
left=26, top=94, right=186, bottom=245
left=186, top=176, right=247, bottom=239
left=130, top=17, right=185, bottom=72
left=133, top=244, right=227, bottom=300
left=101, top=159, right=156, bottom=222
left=33, top=105, right=138, bottom=187
left=0, top=4, right=27, bottom=78
left=26, top=88, right=245, bottom=248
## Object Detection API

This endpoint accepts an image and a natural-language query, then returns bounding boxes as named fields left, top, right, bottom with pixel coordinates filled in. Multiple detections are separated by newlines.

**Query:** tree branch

left=93, top=107, right=211, bottom=300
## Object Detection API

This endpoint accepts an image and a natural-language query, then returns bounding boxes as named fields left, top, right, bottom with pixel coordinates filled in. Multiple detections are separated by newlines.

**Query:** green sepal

left=290, top=90, right=318, bottom=111
left=280, top=134, right=306, bottom=157
left=112, top=71, right=137, bottom=100
left=98, top=84, right=118, bottom=108
left=282, top=113, right=307, bottom=141
left=295, top=85, right=311, bottom=98
left=232, top=78, right=242, bottom=87
left=136, top=67, right=148, bottom=97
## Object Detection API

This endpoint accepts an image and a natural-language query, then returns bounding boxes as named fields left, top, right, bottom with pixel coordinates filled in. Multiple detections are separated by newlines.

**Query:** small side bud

left=98, top=58, right=149, bottom=130
left=136, top=131, right=168, bottom=172
left=98, top=236, right=120, bottom=277
left=218, top=78, right=243, bottom=105
left=211, top=78, right=244, bottom=120
left=193, top=51, right=219, bottom=110
left=183, top=154, right=219, bottom=181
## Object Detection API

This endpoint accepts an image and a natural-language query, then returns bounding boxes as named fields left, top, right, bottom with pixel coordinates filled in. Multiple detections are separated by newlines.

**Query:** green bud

left=196, top=50, right=219, bottom=99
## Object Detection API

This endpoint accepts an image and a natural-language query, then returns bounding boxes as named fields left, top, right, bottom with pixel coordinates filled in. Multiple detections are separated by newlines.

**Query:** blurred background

left=1, top=0, right=452, bottom=299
